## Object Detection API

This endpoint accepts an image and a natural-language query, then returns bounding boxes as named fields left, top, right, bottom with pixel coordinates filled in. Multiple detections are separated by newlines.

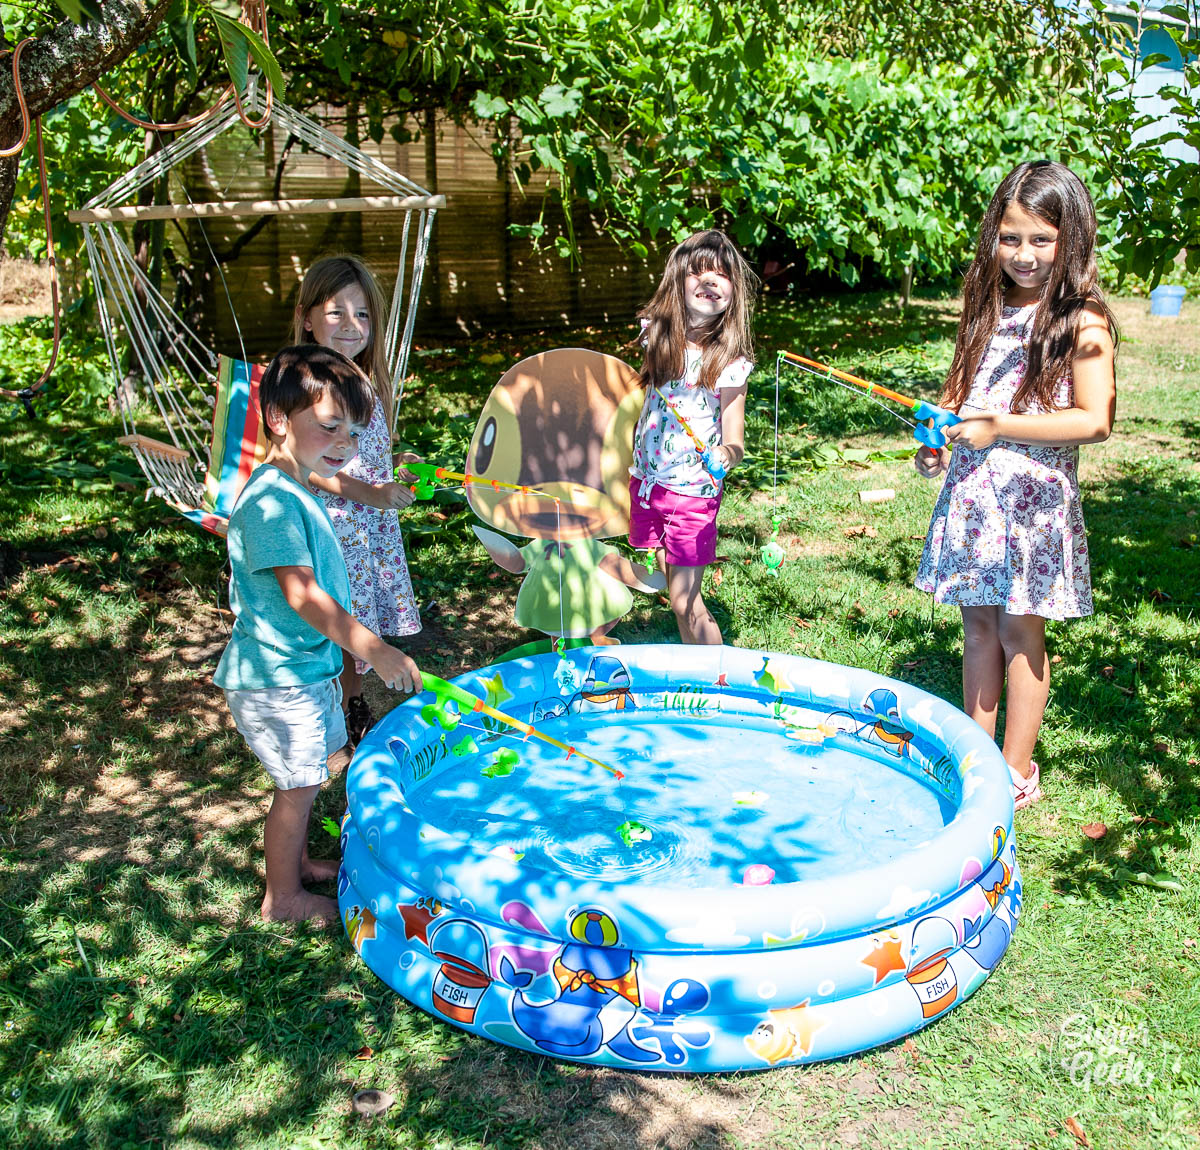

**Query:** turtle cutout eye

left=474, top=416, right=498, bottom=473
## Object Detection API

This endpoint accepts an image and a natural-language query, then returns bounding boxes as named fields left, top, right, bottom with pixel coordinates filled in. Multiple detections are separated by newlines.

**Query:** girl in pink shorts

left=629, top=230, right=757, bottom=644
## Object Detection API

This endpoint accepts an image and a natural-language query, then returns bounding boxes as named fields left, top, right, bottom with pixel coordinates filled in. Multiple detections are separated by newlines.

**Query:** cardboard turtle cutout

left=468, top=348, right=664, bottom=641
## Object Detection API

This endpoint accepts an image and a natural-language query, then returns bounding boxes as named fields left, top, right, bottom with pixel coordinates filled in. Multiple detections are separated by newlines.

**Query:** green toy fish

left=481, top=748, right=520, bottom=778
left=616, top=819, right=653, bottom=847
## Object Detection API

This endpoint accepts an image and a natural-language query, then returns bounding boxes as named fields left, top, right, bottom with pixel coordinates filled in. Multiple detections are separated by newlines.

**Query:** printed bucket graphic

left=429, top=920, right=492, bottom=1024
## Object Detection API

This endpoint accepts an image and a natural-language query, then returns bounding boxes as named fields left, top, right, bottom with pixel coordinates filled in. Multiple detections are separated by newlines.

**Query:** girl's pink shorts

left=628, top=477, right=721, bottom=568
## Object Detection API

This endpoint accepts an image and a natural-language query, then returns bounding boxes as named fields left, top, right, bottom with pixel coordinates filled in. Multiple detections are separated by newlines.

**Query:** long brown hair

left=293, top=254, right=394, bottom=432
left=637, top=230, right=757, bottom=391
left=945, top=161, right=1117, bottom=413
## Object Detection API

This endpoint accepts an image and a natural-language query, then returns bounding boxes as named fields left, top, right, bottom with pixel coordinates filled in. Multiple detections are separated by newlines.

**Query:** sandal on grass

left=346, top=695, right=375, bottom=745
left=1010, top=760, right=1043, bottom=810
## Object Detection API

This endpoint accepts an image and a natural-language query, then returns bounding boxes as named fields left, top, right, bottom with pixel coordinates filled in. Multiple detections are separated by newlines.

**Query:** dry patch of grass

left=0, top=257, right=51, bottom=319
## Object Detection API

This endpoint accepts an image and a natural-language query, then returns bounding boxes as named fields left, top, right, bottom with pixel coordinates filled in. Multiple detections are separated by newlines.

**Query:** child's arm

left=715, top=383, right=749, bottom=471
left=309, top=471, right=415, bottom=511
left=273, top=565, right=422, bottom=692
left=946, top=303, right=1116, bottom=450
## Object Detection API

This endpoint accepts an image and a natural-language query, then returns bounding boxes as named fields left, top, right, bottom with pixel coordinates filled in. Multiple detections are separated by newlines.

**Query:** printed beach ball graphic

left=569, top=908, right=622, bottom=947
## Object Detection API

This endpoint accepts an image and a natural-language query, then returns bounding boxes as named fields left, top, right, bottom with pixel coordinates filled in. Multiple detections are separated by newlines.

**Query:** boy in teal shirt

left=215, top=345, right=422, bottom=924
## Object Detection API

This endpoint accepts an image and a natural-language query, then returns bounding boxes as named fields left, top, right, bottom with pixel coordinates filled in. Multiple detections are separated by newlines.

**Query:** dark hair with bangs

left=259, top=344, right=375, bottom=440
left=945, top=160, right=1118, bottom=413
left=636, top=230, right=758, bottom=391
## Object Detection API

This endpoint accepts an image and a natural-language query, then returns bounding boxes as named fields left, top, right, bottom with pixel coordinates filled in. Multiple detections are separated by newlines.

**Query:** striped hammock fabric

left=134, top=355, right=265, bottom=537
left=183, top=356, right=268, bottom=534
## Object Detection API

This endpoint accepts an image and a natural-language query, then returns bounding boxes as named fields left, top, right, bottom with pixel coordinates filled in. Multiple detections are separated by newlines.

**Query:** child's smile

left=267, top=392, right=364, bottom=483
left=998, top=204, right=1059, bottom=305
left=684, top=267, right=733, bottom=327
left=304, top=284, right=371, bottom=361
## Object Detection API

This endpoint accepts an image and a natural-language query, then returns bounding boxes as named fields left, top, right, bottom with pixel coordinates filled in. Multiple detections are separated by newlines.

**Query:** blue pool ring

left=338, top=645, right=1019, bottom=1072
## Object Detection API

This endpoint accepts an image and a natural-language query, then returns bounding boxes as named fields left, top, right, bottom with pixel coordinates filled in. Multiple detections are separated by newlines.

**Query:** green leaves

left=472, top=93, right=510, bottom=119
left=207, top=7, right=286, bottom=97
left=538, top=84, right=583, bottom=119
left=50, top=0, right=104, bottom=23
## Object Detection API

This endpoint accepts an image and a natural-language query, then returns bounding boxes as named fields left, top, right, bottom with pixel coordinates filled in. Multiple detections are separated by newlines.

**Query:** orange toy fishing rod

left=778, top=351, right=961, bottom=448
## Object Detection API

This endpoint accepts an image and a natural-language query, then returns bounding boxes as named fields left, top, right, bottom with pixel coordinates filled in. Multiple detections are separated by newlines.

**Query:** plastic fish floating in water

left=481, top=749, right=521, bottom=778
left=490, top=844, right=525, bottom=863
left=742, top=864, right=777, bottom=886
left=616, top=820, right=653, bottom=847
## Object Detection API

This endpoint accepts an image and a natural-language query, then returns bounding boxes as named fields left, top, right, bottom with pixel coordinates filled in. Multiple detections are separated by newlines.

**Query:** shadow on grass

left=3, top=495, right=773, bottom=1148
left=808, top=450, right=1200, bottom=904
left=1040, top=463, right=1200, bottom=896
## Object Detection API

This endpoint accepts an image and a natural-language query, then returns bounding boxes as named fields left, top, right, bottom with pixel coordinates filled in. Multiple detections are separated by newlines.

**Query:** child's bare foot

left=261, top=890, right=340, bottom=926
left=302, top=857, right=342, bottom=884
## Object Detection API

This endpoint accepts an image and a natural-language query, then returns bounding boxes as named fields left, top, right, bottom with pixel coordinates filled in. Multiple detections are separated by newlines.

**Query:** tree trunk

left=0, top=0, right=175, bottom=244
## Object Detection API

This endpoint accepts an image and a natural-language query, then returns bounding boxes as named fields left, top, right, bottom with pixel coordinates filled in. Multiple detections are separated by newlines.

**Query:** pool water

left=405, top=710, right=955, bottom=887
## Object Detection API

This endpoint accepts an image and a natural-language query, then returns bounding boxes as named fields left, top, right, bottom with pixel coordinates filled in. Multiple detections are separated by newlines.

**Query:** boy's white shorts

left=224, top=678, right=347, bottom=790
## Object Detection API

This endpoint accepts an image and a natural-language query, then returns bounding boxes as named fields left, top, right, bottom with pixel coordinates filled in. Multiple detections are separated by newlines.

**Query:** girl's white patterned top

left=316, top=397, right=421, bottom=670
left=630, top=350, right=752, bottom=498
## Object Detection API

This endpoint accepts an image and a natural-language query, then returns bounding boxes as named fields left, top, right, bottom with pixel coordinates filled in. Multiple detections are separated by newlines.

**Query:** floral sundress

left=317, top=397, right=420, bottom=670
left=915, top=303, right=1093, bottom=620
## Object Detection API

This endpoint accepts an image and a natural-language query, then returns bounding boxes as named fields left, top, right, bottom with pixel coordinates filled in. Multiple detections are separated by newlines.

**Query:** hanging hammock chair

left=68, top=85, right=444, bottom=536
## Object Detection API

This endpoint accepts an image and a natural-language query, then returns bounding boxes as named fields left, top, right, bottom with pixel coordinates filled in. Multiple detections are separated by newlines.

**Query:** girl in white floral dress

left=915, top=162, right=1117, bottom=810
left=295, top=256, right=422, bottom=743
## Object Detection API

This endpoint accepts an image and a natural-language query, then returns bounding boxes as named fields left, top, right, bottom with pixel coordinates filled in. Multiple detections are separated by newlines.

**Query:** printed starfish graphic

left=860, top=931, right=907, bottom=984
left=772, top=1000, right=828, bottom=1058
left=754, top=657, right=793, bottom=697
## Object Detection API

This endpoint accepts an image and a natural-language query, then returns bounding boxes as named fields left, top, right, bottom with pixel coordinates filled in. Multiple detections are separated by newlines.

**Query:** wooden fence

left=176, top=110, right=661, bottom=355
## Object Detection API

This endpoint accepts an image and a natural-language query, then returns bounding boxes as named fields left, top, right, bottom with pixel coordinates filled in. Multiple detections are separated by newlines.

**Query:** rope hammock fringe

left=75, top=85, right=442, bottom=535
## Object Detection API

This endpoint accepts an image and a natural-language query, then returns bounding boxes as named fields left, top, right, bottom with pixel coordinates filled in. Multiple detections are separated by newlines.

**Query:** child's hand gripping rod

left=658, top=392, right=727, bottom=479
left=778, top=351, right=961, bottom=449
left=419, top=672, right=626, bottom=780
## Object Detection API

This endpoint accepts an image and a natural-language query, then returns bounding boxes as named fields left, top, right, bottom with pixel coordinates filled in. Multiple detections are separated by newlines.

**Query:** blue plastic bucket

left=1150, top=285, right=1186, bottom=316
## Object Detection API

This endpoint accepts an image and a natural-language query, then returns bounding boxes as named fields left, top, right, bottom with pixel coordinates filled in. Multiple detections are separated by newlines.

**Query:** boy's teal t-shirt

left=213, top=464, right=352, bottom=691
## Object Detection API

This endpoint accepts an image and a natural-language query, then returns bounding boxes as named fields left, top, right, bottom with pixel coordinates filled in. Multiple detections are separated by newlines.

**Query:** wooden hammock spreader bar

left=117, top=433, right=190, bottom=462
left=68, top=193, right=447, bottom=224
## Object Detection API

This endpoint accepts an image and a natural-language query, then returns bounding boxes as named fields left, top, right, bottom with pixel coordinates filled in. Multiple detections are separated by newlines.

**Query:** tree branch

left=0, top=0, right=174, bottom=246
left=0, top=0, right=175, bottom=125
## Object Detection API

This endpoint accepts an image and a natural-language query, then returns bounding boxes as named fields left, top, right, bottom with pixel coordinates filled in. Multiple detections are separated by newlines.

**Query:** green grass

left=1, top=292, right=1197, bottom=1149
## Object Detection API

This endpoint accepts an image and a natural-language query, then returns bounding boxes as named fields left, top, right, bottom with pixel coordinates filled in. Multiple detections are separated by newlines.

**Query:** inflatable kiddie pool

left=338, top=645, right=1020, bottom=1072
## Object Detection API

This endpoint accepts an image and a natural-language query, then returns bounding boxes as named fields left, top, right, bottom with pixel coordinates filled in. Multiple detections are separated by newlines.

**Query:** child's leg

left=300, top=840, right=341, bottom=884
left=960, top=605, right=1004, bottom=739
left=996, top=611, right=1049, bottom=779
left=340, top=649, right=374, bottom=743
left=262, top=783, right=339, bottom=924
left=339, top=648, right=364, bottom=704
left=668, top=564, right=721, bottom=645
left=588, top=619, right=621, bottom=646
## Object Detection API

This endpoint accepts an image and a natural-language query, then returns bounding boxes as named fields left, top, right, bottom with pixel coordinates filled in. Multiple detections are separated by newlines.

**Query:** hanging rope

left=93, top=1, right=273, bottom=133
left=0, top=39, right=59, bottom=414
